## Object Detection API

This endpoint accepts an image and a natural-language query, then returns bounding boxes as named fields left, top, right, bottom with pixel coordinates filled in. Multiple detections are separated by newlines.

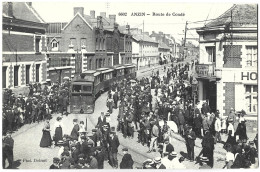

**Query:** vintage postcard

left=1, top=0, right=258, bottom=169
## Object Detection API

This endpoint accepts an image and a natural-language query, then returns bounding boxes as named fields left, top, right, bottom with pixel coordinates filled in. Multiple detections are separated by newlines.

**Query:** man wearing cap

left=227, top=108, right=236, bottom=126
left=108, top=129, right=120, bottom=168
left=96, top=146, right=105, bottom=169
left=185, top=125, right=196, bottom=161
left=71, top=119, right=80, bottom=140
left=2, top=131, right=14, bottom=169
left=154, top=157, right=166, bottom=169
left=148, top=121, right=159, bottom=153
left=50, top=157, right=60, bottom=169
left=120, top=148, right=134, bottom=169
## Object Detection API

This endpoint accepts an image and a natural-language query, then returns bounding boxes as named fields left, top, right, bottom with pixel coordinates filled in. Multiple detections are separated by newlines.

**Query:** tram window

left=72, top=85, right=81, bottom=92
left=83, top=85, right=92, bottom=92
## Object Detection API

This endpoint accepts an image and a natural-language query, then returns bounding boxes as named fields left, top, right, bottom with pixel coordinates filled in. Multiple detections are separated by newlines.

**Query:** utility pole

left=183, top=21, right=188, bottom=60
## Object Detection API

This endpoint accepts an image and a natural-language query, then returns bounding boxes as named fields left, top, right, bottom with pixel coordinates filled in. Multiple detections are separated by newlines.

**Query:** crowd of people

left=2, top=81, right=70, bottom=135
left=2, top=62, right=258, bottom=169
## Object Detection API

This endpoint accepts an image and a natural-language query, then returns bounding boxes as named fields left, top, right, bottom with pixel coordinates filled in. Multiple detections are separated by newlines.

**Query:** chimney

left=74, top=7, right=84, bottom=16
left=100, top=12, right=106, bottom=18
left=26, top=2, right=32, bottom=7
left=8, top=2, right=13, bottom=17
left=109, top=15, right=116, bottom=27
left=90, top=10, right=95, bottom=19
left=152, top=31, right=155, bottom=34
left=126, top=24, right=130, bottom=34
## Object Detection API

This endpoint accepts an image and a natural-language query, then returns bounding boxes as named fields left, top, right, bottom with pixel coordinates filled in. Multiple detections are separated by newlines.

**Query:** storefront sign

left=195, top=64, right=214, bottom=77
left=241, top=72, right=257, bottom=81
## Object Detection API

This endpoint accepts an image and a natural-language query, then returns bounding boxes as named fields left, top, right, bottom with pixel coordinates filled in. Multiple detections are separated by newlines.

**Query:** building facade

left=2, top=2, right=48, bottom=89
left=46, top=8, right=132, bottom=82
left=131, top=29, right=159, bottom=69
left=195, top=4, right=257, bottom=117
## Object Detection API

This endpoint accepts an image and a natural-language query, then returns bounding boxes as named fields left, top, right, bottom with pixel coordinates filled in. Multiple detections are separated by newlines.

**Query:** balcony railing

left=195, top=64, right=216, bottom=78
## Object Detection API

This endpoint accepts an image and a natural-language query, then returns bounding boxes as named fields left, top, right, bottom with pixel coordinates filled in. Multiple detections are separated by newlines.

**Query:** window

left=89, top=59, right=92, bottom=70
left=70, top=38, right=76, bottom=48
left=14, top=66, right=19, bottom=87
left=245, top=85, right=258, bottom=113
left=246, top=46, right=257, bottom=67
left=51, top=39, right=58, bottom=51
left=83, top=85, right=92, bottom=92
left=36, top=64, right=40, bottom=82
left=81, top=38, right=86, bottom=47
left=206, top=46, right=215, bottom=62
left=72, top=85, right=81, bottom=92
left=2, top=67, right=7, bottom=88
left=26, top=65, right=30, bottom=85
left=35, top=36, right=41, bottom=53
left=95, top=38, right=99, bottom=50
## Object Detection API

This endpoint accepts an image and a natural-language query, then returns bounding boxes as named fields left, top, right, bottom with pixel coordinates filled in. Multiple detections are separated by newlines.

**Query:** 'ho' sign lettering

left=241, top=72, right=257, bottom=81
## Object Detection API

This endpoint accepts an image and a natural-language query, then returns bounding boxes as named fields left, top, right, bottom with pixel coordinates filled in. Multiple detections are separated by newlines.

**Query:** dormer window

left=51, top=38, right=59, bottom=51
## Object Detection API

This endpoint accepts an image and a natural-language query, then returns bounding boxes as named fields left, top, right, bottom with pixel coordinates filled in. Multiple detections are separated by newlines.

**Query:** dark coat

left=185, top=130, right=196, bottom=147
left=96, top=151, right=105, bottom=169
left=97, top=116, right=106, bottom=128
left=120, top=153, right=134, bottom=169
left=109, top=135, right=120, bottom=153
left=166, top=143, right=174, bottom=153
left=70, top=124, right=79, bottom=140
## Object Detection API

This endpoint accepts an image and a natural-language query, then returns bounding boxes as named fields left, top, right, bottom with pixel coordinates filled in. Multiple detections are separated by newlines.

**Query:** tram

left=70, top=64, right=137, bottom=114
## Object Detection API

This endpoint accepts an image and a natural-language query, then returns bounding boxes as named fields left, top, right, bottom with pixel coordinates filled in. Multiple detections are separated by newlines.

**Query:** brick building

left=46, top=8, right=132, bottom=82
left=195, top=4, right=257, bottom=117
left=2, top=2, right=48, bottom=89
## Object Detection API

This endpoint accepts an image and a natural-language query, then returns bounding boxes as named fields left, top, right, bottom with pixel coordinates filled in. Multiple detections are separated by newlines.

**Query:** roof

left=2, top=2, right=45, bottom=23
left=132, top=34, right=158, bottom=43
left=62, top=12, right=93, bottom=30
left=159, top=41, right=170, bottom=49
left=205, top=4, right=257, bottom=27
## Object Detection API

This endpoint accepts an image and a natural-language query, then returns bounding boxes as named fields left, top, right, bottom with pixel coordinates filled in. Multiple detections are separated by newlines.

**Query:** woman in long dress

left=54, top=116, right=63, bottom=146
left=40, top=116, right=52, bottom=147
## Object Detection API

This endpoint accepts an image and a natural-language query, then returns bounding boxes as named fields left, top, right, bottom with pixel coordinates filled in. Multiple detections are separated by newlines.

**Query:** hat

left=200, top=157, right=209, bottom=162
left=53, top=157, right=60, bottom=163
left=71, top=143, right=76, bottom=147
left=78, top=154, right=85, bottom=159
left=170, top=151, right=178, bottom=157
left=237, top=139, right=242, bottom=143
left=46, top=115, right=52, bottom=120
left=57, top=140, right=64, bottom=145
left=105, top=113, right=110, bottom=116
left=110, top=127, right=116, bottom=132
left=57, top=116, right=62, bottom=121
left=249, top=141, right=255, bottom=145
left=164, top=138, right=169, bottom=142
left=79, top=128, right=87, bottom=133
left=73, top=119, right=78, bottom=122
left=103, top=124, right=108, bottom=128
left=122, top=147, right=128, bottom=151
left=153, top=157, right=161, bottom=163
left=92, top=129, right=97, bottom=132
left=78, top=159, right=85, bottom=165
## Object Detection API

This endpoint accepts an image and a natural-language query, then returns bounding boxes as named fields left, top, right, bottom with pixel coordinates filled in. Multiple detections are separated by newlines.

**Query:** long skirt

left=40, top=130, right=52, bottom=147
left=54, top=127, right=63, bottom=145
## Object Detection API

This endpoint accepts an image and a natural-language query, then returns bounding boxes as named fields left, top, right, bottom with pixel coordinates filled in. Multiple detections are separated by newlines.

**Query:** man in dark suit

left=108, top=129, right=120, bottom=168
left=185, top=126, right=196, bottom=161
left=2, top=131, right=14, bottom=169
left=97, top=112, right=106, bottom=129
left=71, top=119, right=79, bottom=140
left=96, top=146, right=105, bottom=169
left=120, top=148, right=134, bottom=169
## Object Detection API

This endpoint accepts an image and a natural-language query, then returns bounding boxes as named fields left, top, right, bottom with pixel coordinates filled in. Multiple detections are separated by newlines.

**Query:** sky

left=31, top=0, right=235, bottom=45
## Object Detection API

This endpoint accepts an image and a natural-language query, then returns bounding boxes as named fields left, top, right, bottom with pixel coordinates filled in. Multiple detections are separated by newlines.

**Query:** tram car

left=70, top=64, right=136, bottom=114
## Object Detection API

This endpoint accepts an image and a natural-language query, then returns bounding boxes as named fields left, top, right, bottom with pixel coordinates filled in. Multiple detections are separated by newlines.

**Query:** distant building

left=131, top=29, right=159, bottom=69
left=46, top=8, right=132, bottom=82
left=196, top=4, right=257, bottom=117
left=2, top=2, right=48, bottom=89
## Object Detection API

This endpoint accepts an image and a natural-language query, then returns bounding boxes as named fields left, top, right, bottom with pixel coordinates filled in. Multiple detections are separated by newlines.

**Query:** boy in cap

left=120, top=148, right=134, bottom=169
left=108, top=128, right=120, bottom=168
left=50, top=157, right=60, bottom=169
